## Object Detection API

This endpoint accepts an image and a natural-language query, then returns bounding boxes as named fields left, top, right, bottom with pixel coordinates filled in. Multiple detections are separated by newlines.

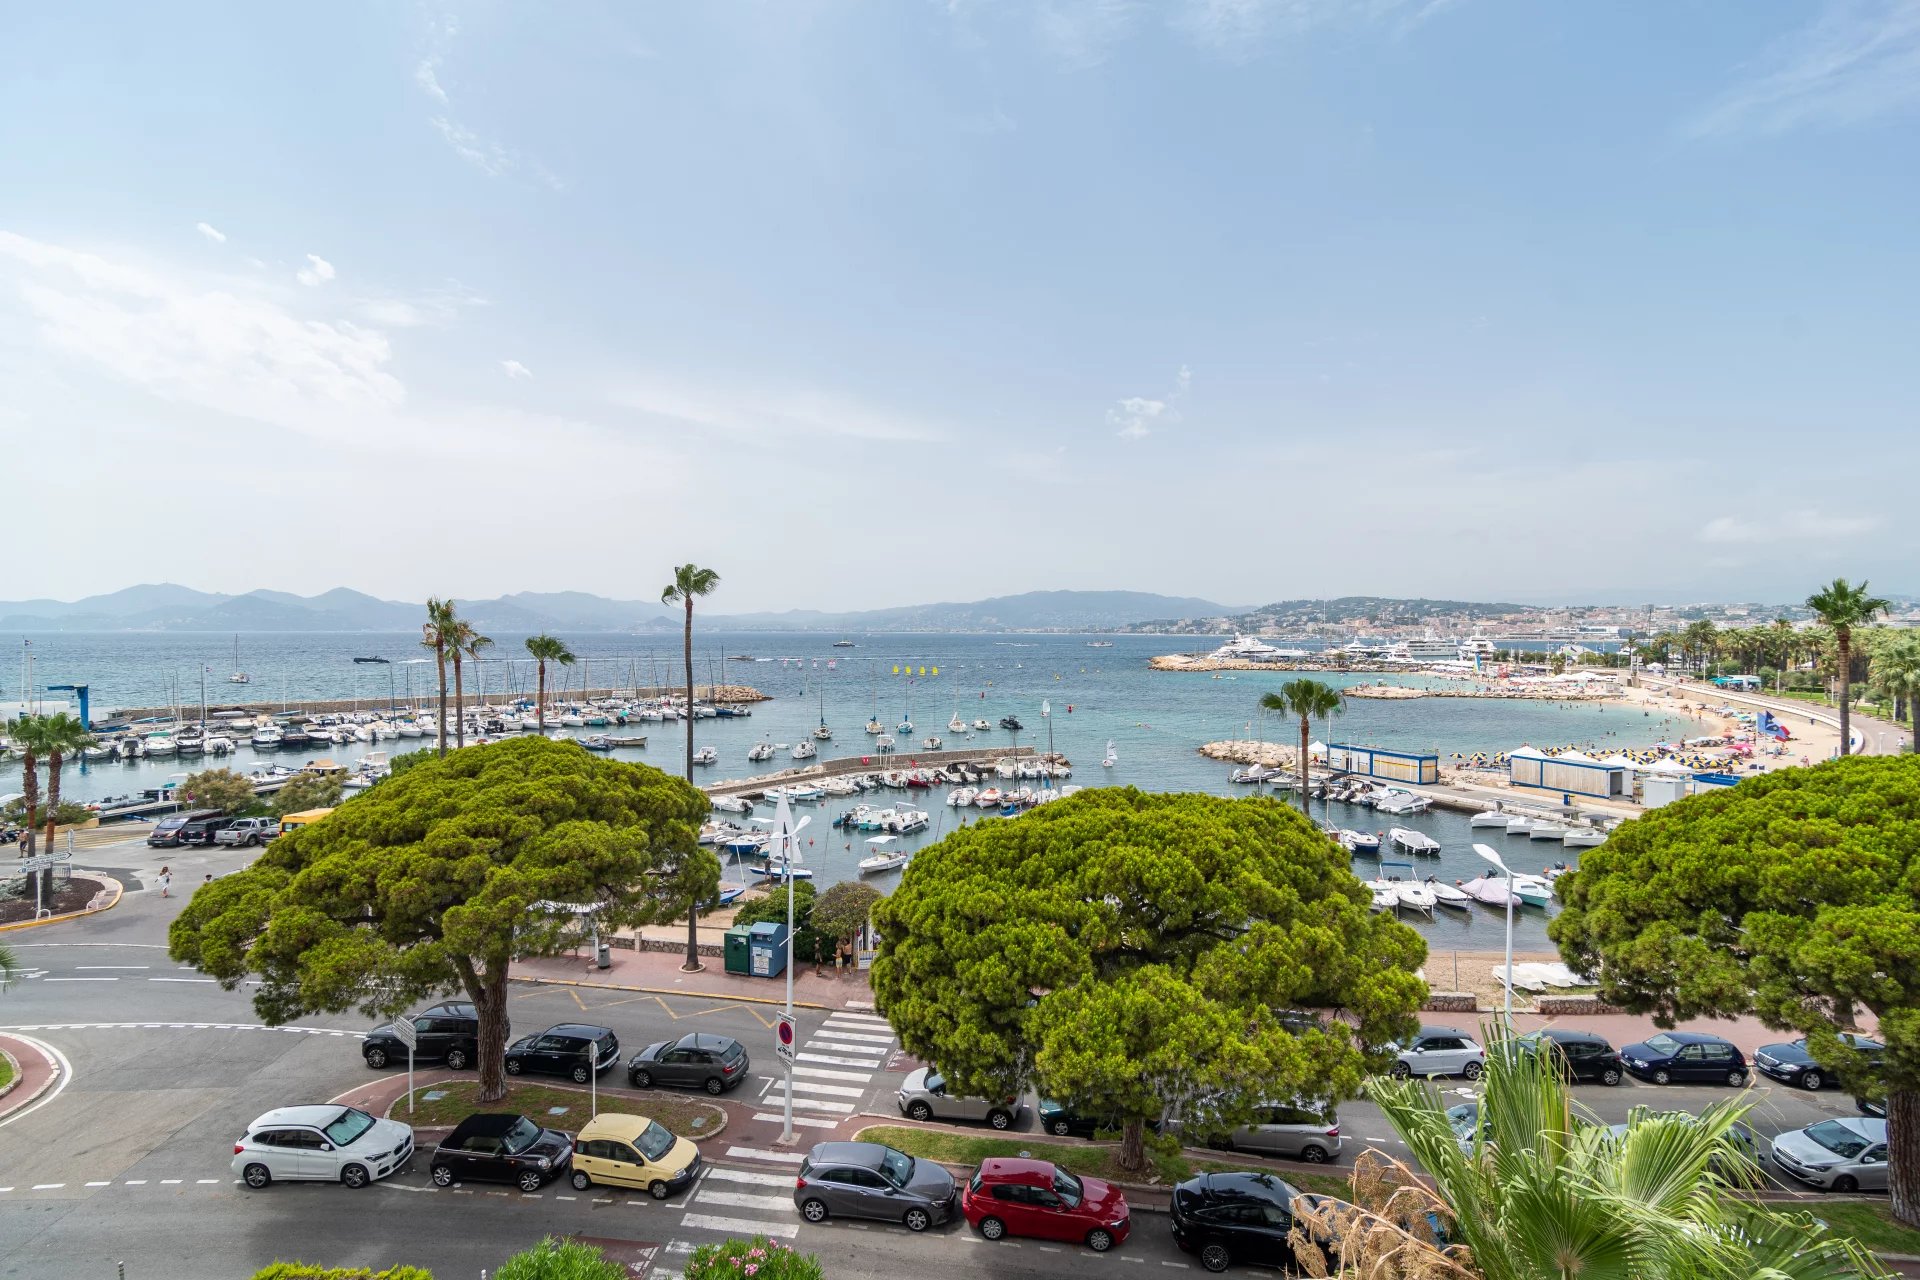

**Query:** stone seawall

left=111, top=684, right=768, bottom=721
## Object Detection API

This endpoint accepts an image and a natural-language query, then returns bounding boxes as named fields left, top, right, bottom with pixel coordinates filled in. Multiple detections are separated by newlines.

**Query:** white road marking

left=791, top=1065, right=873, bottom=1083
left=681, top=1212, right=798, bottom=1239
left=724, top=1147, right=806, bottom=1165
left=808, top=1039, right=892, bottom=1055
left=704, top=1168, right=797, bottom=1188
left=785, top=1075, right=868, bottom=1095
left=196, top=1179, right=219, bottom=1184
left=796, top=1052, right=882, bottom=1068
left=0, top=1034, right=71, bottom=1131
left=762, top=1093, right=854, bottom=1113
left=695, top=1189, right=795, bottom=1213
left=75, top=965, right=150, bottom=970
left=124, top=1181, right=146, bottom=1186
left=43, top=977, right=118, bottom=982
left=161, top=1179, right=182, bottom=1185
left=752, top=1113, right=838, bottom=1129
left=555, top=1195, right=576, bottom=1201
left=32, top=1184, right=66, bottom=1190
left=149, top=978, right=217, bottom=984
left=827, top=1009, right=889, bottom=1024
left=816, top=1027, right=894, bottom=1043
left=85, top=1182, right=111, bottom=1188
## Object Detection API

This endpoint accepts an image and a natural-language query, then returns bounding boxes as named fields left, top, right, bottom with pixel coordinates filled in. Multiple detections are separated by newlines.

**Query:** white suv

left=233, top=1105, right=415, bottom=1189
left=1389, top=1026, right=1486, bottom=1080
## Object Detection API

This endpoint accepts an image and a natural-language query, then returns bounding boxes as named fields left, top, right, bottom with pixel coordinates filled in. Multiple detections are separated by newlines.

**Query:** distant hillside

left=1117, top=595, right=1531, bottom=635
left=0, top=585, right=1234, bottom=634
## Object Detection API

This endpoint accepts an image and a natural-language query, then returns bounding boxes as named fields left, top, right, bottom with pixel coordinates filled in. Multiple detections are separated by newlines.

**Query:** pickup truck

left=213, top=817, right=273, bottom=847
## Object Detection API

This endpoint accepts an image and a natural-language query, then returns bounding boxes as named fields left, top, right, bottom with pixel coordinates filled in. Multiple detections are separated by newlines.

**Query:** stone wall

left=1535, top=993, right=1625, bottom=1016
left=1421, top=992, right=1480, bottom=1013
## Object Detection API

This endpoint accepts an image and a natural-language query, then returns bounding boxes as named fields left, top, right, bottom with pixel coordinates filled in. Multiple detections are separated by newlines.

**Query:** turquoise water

left=5, top=631, right=1700, bottom=949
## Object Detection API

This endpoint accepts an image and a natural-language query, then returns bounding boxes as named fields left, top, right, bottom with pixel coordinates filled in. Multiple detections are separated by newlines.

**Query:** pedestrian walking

left=157, top=866, right=172, bottom=898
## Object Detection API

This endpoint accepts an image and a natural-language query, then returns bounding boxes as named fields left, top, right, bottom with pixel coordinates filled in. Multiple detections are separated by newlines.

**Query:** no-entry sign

left=776, top=1012, right=795, bottom=1066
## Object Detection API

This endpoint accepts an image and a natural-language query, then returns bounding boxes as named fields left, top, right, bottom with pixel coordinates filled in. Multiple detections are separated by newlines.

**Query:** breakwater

left=108, top=684, right=769, bottom=722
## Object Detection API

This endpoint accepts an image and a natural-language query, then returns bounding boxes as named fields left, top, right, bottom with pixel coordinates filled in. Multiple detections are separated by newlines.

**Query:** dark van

left=148, top=808, right=224, bottom=847
left=180, top=815, right=236, bottom=846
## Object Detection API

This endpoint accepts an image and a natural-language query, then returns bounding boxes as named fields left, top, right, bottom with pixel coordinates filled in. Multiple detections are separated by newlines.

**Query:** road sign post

left=393, top=1015, right=418, bottom=1114
left=776, top=1013, right=795, bottom=1066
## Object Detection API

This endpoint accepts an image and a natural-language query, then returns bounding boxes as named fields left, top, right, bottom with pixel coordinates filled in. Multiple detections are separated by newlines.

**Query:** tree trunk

left=1838, top=634, right=1853, bottom=757
left=1911, top=696, right=1918, bottom=754
left=462, top=958, right=512, bottom=1105
left=1297, top=716, right=1311, bottom=815
left=1118, top=1116, right=1148, bottom=1173
left=16, top=747, right=37, bottom=902
left=42, top=749, right=62, bottom=853
left=435, top=650, right=449, bottom=758
left=536, top=660, right=547, bottom=731
left=1891, top=1089, right=1920, bottom=1226
left=452, top=654, right=466, bottom=749
left=682, top=602, right=702, bottom=973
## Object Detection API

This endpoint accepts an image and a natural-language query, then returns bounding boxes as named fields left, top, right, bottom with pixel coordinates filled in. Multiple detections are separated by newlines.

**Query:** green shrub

left=732, top=881, right=826, bottom=961
left=495, top=1237, right=626, bottom=1280
left=250, top=1264, right=432, bottom=1280
left=684, top=1237, right=823, bottom=1280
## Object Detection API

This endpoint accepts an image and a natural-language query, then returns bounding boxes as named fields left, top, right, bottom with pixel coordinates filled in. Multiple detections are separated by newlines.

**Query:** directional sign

left=775, top=1013, right=795, bottom=1066
left=392, top=1015, right=419, bottom=1051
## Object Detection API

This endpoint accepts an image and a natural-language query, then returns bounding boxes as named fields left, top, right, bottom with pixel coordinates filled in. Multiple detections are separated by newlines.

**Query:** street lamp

left=764, top=793, right=811, bottom=1144
left=1474, top=843, right=1516, bottom=1024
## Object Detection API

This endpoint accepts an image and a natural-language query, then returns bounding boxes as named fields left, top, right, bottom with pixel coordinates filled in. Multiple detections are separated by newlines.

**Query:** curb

left=0, top=873, right=124, bottom=933
left=0, top=1048, right=17, bottom=1103
left=0, top=1037, right=62, bottom=1123
left=512, top=974, right=833, bottom=1011
left=380, top=1077, right=731, bottom=1145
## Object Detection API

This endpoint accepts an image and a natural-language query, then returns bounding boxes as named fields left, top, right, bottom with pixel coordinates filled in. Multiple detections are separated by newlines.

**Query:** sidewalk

left=512, top=943, right=877, bottom=1010
left=0, top=1032, right=64, bottom=1122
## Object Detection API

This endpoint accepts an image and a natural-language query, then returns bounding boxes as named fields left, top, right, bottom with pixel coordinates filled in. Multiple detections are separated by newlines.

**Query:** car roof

left=674, top=1032, right=740, bottom=1051
left=977, top=1157, right=1057, bottom=1182
left=806, top=1141, right=890, bottom=1168
left=578, top=1113, right=663, bottom=1144
left=1192, top=1171, right=1297, bottom=1205
left=544, top=1023, right=615, bottom=1038
left=447, top=1113, right=531, bottom=1138
left=249, top=1105, right=346, bottom=1129
left=424, top=1001, right=476, bottom=1016
left=1649, top=1031, right=1727, bottom=1045
left=1536, top=1027, right=1608, bottom=1044
left=1818, top=1116, right=1888, bottom=1139
left=1418, top=1025, right=1469, bottom=1037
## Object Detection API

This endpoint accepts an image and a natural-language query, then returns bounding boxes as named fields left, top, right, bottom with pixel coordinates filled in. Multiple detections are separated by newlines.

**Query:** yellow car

left=569, top=1112, right=703, bottom=1199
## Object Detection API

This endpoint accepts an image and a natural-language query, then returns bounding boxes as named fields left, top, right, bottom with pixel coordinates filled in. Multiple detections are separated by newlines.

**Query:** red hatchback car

left=961, top=1157, right=1131, bottom=1252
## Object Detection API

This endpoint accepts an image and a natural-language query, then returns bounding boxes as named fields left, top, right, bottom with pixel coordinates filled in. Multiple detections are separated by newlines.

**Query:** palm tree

left=1806, top=578, right=1890, bottom=757
left=422, top=597, right=456, bottom=758
left=662, top=563, right=721, bottom=973
left=0, top=941, right=17, bottom=991
left=1683, top=618, right=1719, bottom=675
left=446, top=619, right=492, bottom=748
left=1872, top=634, right=1920, bottom=754
left=1301, top=1025, right=1879, bottom=1280
left=35, top=713, right=95, bottom=853
left=1259, top=679, right=1343, bottom=814
left=10, top=715, right=42, bottom=859
left=524, top=635, right=576, bottom=731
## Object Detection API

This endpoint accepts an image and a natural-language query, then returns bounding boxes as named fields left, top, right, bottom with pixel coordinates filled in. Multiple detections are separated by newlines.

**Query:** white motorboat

left=975, top=787, right=1002, bottom=808
left=785, top=783, right=826, bottom=802
left=709, top=796, right=753, bottom=815
left=887, top=808, right=930, bottom=834
left=118, top=737, right=146, bottom=759
left=1509, top=874, right=1555, bottom=908
left=1562, top=828, right=1605, bottom=849
left=145, top=734, right=177, bottom=757
left=692, top=746, right=717, bottom=766
left=205, top=735, right=235, bottom=755
left=1506, top=816, right=1533, bottom=835
left=1337, top=829, right=1381, bottom=854
left=81, top=742, right=115, bottom=761
left=874, top=734, right=896, bottom=750
left=1388, top=827, right=1441, bottom=856
left=1368, top=886, right=1400, bottom=912
left=1427, top=878, right=1473, bottom=911
left=1528, top=823, right=1568, bottom=841
left=791, top=740, right=817, bottom=760
left=748, top=741, right=776, bottom=762
left=949, top=787, right=977, bottom=807
left=1459, top=876, right=1521, bottom=909
left=1469, top=810, right=1510, bottom=828
left=1372, top=861, right=1436, bottom=915
left=251, top=725, right=283, bottom=748
left=1373, top=790, right=1432, bottom=815
left=922, top=736, right=942, bottom=751
left=972, top=718, right=991, bottom=731
left=1102, top=741, right=1117, bottom=769
left=858, top=835, right=910, bottom=874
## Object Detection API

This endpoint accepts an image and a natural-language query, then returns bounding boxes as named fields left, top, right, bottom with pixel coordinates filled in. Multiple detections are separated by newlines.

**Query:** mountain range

left=0, top=585, right=1242, bottom=634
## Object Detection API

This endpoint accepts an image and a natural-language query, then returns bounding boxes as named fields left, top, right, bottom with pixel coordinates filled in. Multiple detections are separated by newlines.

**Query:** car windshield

left=880, top=1148, right=913, bottom=1188
left=1804, top=1122, right=1874, bottom=1159
left=1446, top=1104, right=1478, bottom=1138
left=503, top=1117, right=542, bottom=1153
left=636, top=1121, right=674, bottom=1161
left=1052, top=1168, right=1083, bottom=1207
left=322, top=1108, right=376, bottom=1147
left=924, top=1072, right=945, bottom=1092
left=1643, top=1034, right=1682, bottom=1056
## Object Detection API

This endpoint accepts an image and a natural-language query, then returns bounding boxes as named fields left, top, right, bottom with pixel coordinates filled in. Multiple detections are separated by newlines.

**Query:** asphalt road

left=0, top=837, right=1889, bottom=1278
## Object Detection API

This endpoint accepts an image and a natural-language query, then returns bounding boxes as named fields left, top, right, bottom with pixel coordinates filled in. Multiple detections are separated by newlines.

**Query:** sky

left=2, top=1, right=1916, bottom=612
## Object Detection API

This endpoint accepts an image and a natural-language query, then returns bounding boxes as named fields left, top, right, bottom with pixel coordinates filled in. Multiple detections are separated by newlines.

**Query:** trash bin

left=724, top=925, right=754, bottom=976
left=748, top=921, right=790, bottom=978
left=596, top=941, right=611, bottom=970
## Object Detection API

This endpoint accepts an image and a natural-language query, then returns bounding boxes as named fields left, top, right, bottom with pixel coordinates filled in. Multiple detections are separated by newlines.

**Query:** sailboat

left=1102, top=740, right=1117, bottom=769
left=897, top=679, right=913, bottom=736
left=948, top=700, right=966, bottom=734
left=812, top=675, right=833, bottom=741
left=865, top=661, right=883, bottom=734
left=228, top=635, right=251, bottom=685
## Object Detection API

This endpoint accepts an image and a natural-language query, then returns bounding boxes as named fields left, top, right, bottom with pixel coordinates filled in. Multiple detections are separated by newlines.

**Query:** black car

left=629, top=1032, right=750, bottom=1095
left=1170, top=1170, right=1311, bottom=1273
left=180, top=816, right=236, bottom=846
left=1619, top=1031, right=1748, bottom=1087
left=1754, top=1034, right=1883, bottom=1092
left=1516, top=1028, right=1625, bottom=1086
left=147, top=808, right=224, bottom=847
left=429, top=1113, right=572, bottom=1192
left=363, top=1001, right=490, bottom=1071
left=505, top=1024, right=621, bottom=1083
left=1037, top=1100, right=1163, bottom=1139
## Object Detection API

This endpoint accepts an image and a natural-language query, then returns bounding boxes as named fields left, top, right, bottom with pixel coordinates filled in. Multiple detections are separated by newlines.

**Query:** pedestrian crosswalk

left=657, top=1007, right=899, bottom=1271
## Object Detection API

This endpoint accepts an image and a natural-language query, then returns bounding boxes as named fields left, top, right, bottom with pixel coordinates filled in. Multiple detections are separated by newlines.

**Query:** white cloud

left=1688, top=0, right=1920, bottom=137
left=195, top=221, right=227, bottom=244
left=502, top=359, right=532, bottom=380
left=414, top=58, right=449, bottom=104
left=358, top=284, right=487, bottom=328
left=1109, top=364, right=1191, bottom=439
left=0, top=230, right=402, bottom=440
left=1036, top=0, right=1141, bottom=68
left=1700, top=509, right=1882, bottom=544
left=295, top=254, right=336, bottom=287
left=613, top=374, right=949, bottom=443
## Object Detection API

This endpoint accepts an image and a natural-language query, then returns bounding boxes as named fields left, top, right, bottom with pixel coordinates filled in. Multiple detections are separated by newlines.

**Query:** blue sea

left=4, top=631, right=1701, bottom=951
